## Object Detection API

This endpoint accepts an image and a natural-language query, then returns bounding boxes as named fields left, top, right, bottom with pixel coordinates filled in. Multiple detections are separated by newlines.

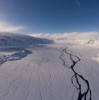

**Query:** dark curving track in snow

left=59, top=48, right=92, bottom=100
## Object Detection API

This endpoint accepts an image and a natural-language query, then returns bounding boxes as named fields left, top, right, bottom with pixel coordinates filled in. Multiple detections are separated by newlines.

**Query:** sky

left=0, top=0, right=99, bottom=34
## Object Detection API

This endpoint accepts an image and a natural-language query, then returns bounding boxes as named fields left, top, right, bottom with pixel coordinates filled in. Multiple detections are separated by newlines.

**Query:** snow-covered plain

left=0, top=33, right=99, bottom=100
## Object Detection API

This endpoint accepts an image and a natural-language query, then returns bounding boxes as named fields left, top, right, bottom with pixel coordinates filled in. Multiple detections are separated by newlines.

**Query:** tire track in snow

left=59, top=48, right=92, bottom=100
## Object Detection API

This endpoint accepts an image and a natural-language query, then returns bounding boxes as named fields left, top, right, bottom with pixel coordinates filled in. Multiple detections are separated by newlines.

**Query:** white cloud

left=32, top=32, right=99, bottom=40
left=0, top=21, right=25, bottom=33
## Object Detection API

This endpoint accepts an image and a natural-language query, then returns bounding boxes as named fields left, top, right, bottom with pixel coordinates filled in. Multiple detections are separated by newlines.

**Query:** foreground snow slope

left=0, top=47, right=74, bottom=100
left=0, top=44, right=99, bottom=100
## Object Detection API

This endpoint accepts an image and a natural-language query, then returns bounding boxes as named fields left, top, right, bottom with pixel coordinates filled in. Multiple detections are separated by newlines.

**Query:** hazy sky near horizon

left=0, top=0, right=99, bottom=33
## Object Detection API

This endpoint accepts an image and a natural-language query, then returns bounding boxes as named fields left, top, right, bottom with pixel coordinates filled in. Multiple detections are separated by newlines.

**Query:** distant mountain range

left=0, top=32, right=54, bottom=47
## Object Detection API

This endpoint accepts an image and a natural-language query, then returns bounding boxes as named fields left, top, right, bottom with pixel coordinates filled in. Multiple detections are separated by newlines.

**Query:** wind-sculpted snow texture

left=59, top=48, right=92, bottom=100
left=0, top=43, right=99, bottom=100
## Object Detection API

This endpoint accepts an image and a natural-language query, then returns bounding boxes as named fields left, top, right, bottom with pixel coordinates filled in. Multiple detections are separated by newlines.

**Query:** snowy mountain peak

left=75, top=39, right=99, bottom=47
left=0, top=32, right=54, bottom=47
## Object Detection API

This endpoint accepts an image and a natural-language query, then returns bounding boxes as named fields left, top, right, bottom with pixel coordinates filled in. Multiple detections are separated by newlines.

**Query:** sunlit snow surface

left=0, top=33, right=99, bottom=100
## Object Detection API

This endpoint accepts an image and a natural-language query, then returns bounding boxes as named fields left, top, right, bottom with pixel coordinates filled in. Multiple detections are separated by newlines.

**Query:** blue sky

left=0, top=0, right=99, bottom=34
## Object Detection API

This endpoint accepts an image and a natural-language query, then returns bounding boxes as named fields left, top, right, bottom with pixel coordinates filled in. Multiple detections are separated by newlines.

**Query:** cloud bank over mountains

left=32, top=32, right=99, bottom=40
left=0, top=20, right=25, bottom=33
left=0, top=19, right=98, bottom=40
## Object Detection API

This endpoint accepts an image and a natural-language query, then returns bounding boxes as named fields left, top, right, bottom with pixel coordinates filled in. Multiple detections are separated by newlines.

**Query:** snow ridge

left=0, top=32, right=54, bottom=47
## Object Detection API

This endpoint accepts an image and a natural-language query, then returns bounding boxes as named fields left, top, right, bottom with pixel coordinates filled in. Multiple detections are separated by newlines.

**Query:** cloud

left=32, top=32, right=99, bottom=40
left=0, top=20, right=25, bottom=33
